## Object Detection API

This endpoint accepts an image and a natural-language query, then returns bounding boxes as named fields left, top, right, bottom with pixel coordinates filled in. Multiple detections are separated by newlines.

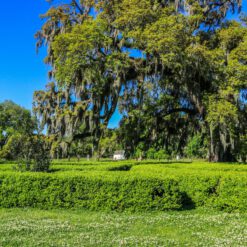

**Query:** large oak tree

left=34, top=0, right=246, bottom=161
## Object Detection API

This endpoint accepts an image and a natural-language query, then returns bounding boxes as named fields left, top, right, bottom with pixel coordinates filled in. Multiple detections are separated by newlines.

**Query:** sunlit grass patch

left=0, top=208, right=247, bottom=246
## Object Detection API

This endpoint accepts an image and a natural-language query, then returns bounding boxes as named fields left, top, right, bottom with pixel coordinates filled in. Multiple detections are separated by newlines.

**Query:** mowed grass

left=1, top=208, right=247, bottom=246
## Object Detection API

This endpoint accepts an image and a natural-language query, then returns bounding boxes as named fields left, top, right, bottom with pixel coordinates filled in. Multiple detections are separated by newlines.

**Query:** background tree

left=8, top=134, right=51, bottom=172
left=34, top=0, right=246, bottom=161
left=0, top=101, right=37, bottom=153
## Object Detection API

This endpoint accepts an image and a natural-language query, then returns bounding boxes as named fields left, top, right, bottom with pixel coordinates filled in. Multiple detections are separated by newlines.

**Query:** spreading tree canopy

left=34, top=0, right=246, bottom=161
left=0, top=101, right=36, bottom=149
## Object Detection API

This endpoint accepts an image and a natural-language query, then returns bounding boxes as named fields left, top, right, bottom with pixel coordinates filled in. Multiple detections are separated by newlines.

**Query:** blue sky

left=0, top=0, right=246, bottom=128
left=0, top=0, right=50, bottom=107
left=0, top=0, right=121, bottom=128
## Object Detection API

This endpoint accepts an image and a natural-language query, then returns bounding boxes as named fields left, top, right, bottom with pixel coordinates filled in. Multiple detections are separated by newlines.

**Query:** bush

left=4, top=134, right=51, bottom=172
left=146, top=148, right=156, bottom=159
left=23, top=136, right=50, bottom=172
left=154, top=150, right=170, bottom=160
left=1, top=161, right=247, bottom=212
left=184, top=134, right=207, bottom=158
left=211, top=175, right=247, bottom=212
left=0, top=173, right=182, bottom=211
left=134, top=148, right=143, bottom=159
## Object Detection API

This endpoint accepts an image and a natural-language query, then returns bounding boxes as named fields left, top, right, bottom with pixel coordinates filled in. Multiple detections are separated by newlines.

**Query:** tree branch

left=71, top=0, right=84, bottom=15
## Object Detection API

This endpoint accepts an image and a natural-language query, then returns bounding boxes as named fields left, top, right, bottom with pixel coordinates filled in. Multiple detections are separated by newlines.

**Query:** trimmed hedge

left=180, top=175, right=247, bottom=212
left=1, top=161, right=247, bottom=212
left=212, top=175, right=247, bottom=212
left=0, top=173, right=182, bottom=211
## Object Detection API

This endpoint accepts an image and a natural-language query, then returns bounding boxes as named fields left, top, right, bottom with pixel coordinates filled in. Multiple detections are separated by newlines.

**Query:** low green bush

left=2, top=134, right=50, bottom=172
left=146, top=148, right=156, bottom=159
left=211, top=175, right=247, bottom=212
left=178, top=174, right=247, bottom=212
left=0, top=173, right=182, bottom=211
left=1, top=161, right=247, bottom=212
left=154, top=150, right=170, bottom=160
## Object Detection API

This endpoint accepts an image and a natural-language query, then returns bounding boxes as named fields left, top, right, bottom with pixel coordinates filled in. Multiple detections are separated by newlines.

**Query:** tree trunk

left=187, top=91, right=236, bottom=163
left=209, top=125, right=236, bottom=162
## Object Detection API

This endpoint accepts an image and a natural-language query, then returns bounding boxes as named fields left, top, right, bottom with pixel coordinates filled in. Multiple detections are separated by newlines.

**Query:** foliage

left=154, top=150, right=170, bottom=160
left=146, top=148, right=156, bottom=159
left=0, top=160, right=247, bottom=211
left=0, top=172, right=182, bottom=211
left=134, top=148, right=143, bottom=159
left=98, top=129, right=120, bottom=158
left=184, top=134, right=207, bottom=158
left=34, top=0, right=247, bottom=162
left=1, top=134, right=51, bottom=172
left=0, top=101, right=36, bottom=151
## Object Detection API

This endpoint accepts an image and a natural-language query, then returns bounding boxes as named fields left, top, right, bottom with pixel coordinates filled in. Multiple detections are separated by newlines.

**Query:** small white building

left=113, top=150, right=125, bottom=160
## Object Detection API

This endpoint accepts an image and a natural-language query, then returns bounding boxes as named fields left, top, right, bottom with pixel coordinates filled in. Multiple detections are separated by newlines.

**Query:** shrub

left=211, top=175, right=247, bottom=212
left=0, top=173, right=182, bottom=211
left=1, top=161, right=247, bottom=212
left=184, top=134, right=207, bottom=158
left=134, top=148, right=143, bottom=159
left=7, top=134, right=51, bottom=172
left=146, top=148, right=156, bottom=159
left=134, top=142, right=145, bottom=159
left=154, top=150, right=170, bottom=160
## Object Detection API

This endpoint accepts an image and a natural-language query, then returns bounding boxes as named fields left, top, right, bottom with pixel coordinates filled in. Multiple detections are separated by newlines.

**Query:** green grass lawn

left=1, top=208, right=247, bottom=246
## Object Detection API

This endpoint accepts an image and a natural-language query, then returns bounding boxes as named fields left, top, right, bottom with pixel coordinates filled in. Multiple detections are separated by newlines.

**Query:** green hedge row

left=0, top=173, right=182, bottom=211
left=180, top=174, right=247, bottom=212
left=0, top=173, right=247, bottom=212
